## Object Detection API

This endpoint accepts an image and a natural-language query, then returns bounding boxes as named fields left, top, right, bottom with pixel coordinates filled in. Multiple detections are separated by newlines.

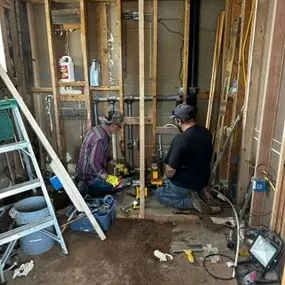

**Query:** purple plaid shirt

left=76, top=124, right=111, bottom=182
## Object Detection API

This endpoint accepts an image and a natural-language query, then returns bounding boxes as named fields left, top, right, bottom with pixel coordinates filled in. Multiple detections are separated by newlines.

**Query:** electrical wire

left=203, top=254, right=235, bottom=280
left=210, top=189, right=240, bottom=278
left=158, top=20, right=183, bottom=37
left=242, top=0, right=254, bottom=87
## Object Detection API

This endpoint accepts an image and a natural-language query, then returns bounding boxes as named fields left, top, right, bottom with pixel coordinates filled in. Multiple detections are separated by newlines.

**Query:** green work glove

left=106, top=175, right=120, bottom=187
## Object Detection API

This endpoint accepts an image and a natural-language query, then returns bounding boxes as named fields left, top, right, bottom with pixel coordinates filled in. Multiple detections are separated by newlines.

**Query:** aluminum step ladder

left=0, top=99, right=68, bottom=283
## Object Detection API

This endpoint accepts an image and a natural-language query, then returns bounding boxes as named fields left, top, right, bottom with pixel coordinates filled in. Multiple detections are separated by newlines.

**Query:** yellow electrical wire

left=261, top=171, right=276, bottom=191
left=242, top=0, right=255, bottom=88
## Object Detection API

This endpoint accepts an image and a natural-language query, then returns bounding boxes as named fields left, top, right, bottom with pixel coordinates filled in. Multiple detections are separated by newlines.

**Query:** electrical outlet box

left=252, top=178, right=267, bottom=192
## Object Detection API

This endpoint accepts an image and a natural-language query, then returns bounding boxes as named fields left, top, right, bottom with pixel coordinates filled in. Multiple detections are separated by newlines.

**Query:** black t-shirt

left=164, top=124, right=213, bottom=190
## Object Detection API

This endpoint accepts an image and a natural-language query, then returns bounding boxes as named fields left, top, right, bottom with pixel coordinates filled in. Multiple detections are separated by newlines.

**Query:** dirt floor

left=8, top=219, right=237, bottom=285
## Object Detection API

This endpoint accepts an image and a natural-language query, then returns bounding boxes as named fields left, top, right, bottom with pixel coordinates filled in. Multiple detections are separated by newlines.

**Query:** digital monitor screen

left=249, top=235, right=277, bottom=267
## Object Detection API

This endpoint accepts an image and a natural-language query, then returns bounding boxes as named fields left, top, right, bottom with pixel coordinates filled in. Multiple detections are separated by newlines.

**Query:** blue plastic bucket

left=13, top=196, right=55, bottom=255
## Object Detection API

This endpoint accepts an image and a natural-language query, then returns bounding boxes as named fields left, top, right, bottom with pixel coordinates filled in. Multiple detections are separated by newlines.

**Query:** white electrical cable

left=211, top=189, right=240, bottom=278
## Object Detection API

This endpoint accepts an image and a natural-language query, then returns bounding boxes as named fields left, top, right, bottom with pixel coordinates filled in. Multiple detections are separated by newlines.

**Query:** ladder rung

left=0, top=216, right=54, bottom=246
left=0, top=179, right=42, bottom=199
left=0, top=141, right=28, bottom=154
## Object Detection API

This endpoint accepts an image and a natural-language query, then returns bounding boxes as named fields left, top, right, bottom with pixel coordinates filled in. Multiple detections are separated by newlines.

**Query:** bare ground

left=8, top=219, right=236, bottom=285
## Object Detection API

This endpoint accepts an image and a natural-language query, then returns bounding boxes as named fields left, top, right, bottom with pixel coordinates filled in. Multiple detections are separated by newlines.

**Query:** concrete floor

left=7, top=218, right=237, bottom=285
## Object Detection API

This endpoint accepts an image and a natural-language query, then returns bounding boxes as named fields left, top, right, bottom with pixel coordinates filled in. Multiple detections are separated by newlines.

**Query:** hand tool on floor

left=184, top=250, right=195, bottom=263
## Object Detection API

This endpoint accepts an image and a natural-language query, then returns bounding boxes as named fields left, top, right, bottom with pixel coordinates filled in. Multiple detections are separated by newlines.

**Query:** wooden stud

left=282, top=266, right=285, bottom=285
left=222, top=0, right=232, bottom=80
left=0, top=0, right=10, bottom=9
left=227, top=0, right=253, bottom=192
left=97, top=3, right=108, bottom=86
left=152, top=0, right=158, bottom=154
left=205, top=11, right=224, bottom=129
left=250, top=0, right=285, bottom=226
left=212, top=18, right=239, bottom=159
left=27, top=2, right=46, bottom=168
left=0, top=7, right=13, bottom=77
left=236, top=0, right=269, bottom=204
left=80, top=0, right=91, bottom=130
left=138, top=0, right=145, bottom=219
left=44, top=0, right=64, bottom=160
left=271, top=113, right=285, bottom=235
left=182, top=0, right=190, bottom=102
left=116, top=0, right=125, bottom=162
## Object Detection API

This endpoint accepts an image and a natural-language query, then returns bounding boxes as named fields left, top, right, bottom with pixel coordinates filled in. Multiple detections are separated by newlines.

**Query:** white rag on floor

left=13, top=260, right=34, bottom=279
left=154, top=250, right=173, bottom=262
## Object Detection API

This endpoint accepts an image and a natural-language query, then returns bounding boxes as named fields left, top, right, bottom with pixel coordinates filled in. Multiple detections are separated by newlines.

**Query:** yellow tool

left=184, top=250, right=195, bottom=263
left=150, top=162, right=163, bottom=187
left=135, top=185, right=148, bottom=199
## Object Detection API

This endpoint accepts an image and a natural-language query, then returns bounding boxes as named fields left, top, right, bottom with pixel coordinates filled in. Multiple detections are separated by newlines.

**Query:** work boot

left=189, top=191, right=210, bottom=214
left=200, top=186, right=222, bottom=214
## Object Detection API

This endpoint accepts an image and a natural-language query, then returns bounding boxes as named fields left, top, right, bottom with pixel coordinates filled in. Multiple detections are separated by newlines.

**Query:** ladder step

left=0, top=179, right=42, bottom=199
left=0, top=141, right=28, bottom=154
left=0, top=216, right=54, bottom=246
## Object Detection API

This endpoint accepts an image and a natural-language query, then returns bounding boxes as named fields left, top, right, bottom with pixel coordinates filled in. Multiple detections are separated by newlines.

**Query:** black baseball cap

left=170, top=104, right=196, bottom=121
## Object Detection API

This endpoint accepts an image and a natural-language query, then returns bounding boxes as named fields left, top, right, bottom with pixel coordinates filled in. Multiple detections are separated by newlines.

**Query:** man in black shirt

left=155, top=104, right=213, bottom=213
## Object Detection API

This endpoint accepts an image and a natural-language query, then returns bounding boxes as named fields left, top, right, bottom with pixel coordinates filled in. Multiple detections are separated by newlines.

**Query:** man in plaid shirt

left=76, top=110, right=124, bottom=196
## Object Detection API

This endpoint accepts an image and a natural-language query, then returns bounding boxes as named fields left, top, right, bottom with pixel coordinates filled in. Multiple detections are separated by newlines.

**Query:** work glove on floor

left=106, top=175, right=120, bottom=187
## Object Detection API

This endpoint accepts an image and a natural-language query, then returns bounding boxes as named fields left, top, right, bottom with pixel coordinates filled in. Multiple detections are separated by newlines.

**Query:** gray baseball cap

left=101, top=111, right=124, bottom=127
left=170, top=104, right=196, bottom=121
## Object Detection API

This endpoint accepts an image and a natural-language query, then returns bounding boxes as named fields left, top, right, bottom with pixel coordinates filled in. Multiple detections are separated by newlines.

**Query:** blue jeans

left=87, top=177, right=119, bottom=198
left=155, top=179, right=194, bottom=210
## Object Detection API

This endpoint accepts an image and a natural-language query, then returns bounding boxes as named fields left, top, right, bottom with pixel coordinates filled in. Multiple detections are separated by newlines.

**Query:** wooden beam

left=30, top=87, right=53, bottom=93
left=237, top=0, right=269, bottom=204
left=271, top=108, right=285, bottom=236
left=205, top=11, right=224, bottom=129
left=89, top=85, right=120, bottom=91
left=250, top=0, right=285, bottom=226
left=80, top=0, right=91, bottom=129
left=182, top=0, right=190, bottom=102
left=124, top=117, right=153, bottom=125
left=0, top=7, right=12, bottom=77
left=152, top=0, right=158, bottom=154
left=27, top=2, right=46, bottom=168
left=57, top=81, right=85, bottom=87
left=213, top=18, right=239, bottom=159
left=0, top=0, right=10, bottom=9
left=282, top=266, right=285, bottom=285
left=44, top=0, right=64, bottom=160
left=97, top=3, right=108, bottom=86
left=138, top=0, right=145, bottom=219
left=227, top=0, right=253, bottom=195
left=59, top=94, right=86, bottom=101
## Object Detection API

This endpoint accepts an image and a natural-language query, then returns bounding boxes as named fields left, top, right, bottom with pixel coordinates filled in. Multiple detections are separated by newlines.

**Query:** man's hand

left=165, top=164, right=176, bottom=178
left=106, top=175, right=120, bottom=187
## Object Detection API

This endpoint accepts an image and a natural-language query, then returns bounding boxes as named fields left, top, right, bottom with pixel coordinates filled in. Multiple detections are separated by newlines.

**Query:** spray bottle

left=89, top=59, right=100, bottom=86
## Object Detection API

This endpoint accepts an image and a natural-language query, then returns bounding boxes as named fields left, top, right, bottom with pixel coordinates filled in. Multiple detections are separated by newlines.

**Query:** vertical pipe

left=187, top=0, right=200, bottom=107
left=139, top=0, right=145, bottom=218
left=126, top=99, right=134, bottom=168
left=109, top=100, right=118, bottom=162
